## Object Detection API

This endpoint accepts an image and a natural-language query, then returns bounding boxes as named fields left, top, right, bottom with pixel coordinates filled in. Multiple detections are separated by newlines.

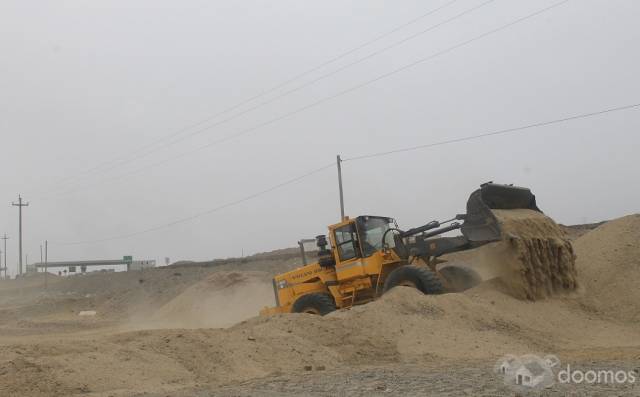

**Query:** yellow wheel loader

left=260, top=182, right=540, bottom=316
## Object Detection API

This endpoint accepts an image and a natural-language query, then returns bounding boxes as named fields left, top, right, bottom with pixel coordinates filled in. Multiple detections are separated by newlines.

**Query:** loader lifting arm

left=392, top=182, right=540, bottom=259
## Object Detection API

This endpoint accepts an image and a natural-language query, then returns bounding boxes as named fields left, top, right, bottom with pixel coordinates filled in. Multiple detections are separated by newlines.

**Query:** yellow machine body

left=260, top=216, right=405, bottom=315
left=260, top=183, right=541, bottom=316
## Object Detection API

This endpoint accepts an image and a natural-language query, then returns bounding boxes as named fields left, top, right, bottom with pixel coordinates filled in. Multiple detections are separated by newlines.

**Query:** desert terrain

left=0, top=214, right=639, bottom=396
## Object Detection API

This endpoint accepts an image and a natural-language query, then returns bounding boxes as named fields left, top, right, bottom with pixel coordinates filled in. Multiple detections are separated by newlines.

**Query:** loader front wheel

left=383, top=265, right=444, bottom=295
left=292, top=293, right=336, bottom=316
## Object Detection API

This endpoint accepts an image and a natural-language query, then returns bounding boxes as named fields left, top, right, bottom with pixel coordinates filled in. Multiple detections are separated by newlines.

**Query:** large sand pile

left=573, top=213, right=640, bottom=323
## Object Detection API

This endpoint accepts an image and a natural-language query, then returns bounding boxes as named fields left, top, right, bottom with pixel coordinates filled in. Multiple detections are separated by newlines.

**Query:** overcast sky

left=1, top=0, right=638, bottom=275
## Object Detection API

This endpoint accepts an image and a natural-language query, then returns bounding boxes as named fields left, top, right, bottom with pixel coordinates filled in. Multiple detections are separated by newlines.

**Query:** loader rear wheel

left=383, top=265, right=444, bottom=295
left=291, top=293, right=336, bottom=316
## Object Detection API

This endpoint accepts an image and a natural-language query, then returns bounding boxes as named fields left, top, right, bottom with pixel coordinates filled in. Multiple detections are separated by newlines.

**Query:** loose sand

left=442, top=209, right=578, bottom=300
left=572, top=213, right=640, bottom=323
left=0, top=214, right=638, bottom=396
left=485, top=209, right=578, bottom=299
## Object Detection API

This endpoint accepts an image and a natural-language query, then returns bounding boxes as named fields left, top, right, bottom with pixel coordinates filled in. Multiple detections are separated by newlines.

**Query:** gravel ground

left=135, top=360, right=639, bottom=397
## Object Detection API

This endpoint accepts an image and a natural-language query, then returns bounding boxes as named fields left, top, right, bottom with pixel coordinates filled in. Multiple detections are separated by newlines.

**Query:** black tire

left=291, top=293, right=337, bottom=316
left=383, top=265, right=444, bottom=295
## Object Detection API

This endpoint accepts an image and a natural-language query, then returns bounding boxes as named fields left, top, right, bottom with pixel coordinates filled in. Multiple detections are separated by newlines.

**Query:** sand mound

left=137, top=271, right=274, bottom=329
left=573, top=214, right=640, bottom=322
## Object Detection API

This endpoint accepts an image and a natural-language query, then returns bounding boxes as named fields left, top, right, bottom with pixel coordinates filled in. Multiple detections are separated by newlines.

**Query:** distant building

left=129, top=260, right=156, bottom=271
left=26, top=258, right=156, bottom=273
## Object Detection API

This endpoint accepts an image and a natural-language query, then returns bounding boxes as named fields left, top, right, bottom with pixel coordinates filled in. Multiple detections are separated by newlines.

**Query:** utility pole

left=336, top=155, right=345, bottom=221
left=1, top=235, right=8, bottom=279
left=12, top=195, right=29, bottom=276
left=44, top=240, right=48, bottom=289
left=0, top=249, right=2, bottom=279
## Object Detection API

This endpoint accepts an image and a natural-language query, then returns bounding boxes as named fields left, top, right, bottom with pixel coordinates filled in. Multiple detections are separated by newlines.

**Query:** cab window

left=358, top=216, right=396, bottom=257
left=334, top=224, right=360, bottom=261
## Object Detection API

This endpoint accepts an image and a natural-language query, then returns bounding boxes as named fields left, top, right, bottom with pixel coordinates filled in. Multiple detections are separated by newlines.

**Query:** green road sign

left=123, top=256, right=133, bottom=262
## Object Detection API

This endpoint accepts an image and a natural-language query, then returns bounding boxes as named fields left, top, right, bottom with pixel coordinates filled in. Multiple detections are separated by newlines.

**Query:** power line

left=38, top=0, right=478, bottom=198
left=343, top=102, right=640, bottom=162
left=96, top=0, right=494, bottom=166
left=43, top=0, right=570, bottom=199
left=49, top=99, right=639, bottom=246
left=43, top=0, right=490, bottom=199
left=30, top=0, right=460, bottom=197
left=245, top=0, right=461, bottom=97
left=50, top=163, right=334, bottom=245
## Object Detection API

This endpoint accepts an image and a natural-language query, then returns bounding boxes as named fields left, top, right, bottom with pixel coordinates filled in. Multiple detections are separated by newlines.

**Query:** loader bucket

left=461, top=183, right=540, bottom=242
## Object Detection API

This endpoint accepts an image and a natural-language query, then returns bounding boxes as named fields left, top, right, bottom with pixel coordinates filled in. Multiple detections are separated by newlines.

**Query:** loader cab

left=328, top=216, right=399, bottom=286
left=329, top=216, right=397, bottom=264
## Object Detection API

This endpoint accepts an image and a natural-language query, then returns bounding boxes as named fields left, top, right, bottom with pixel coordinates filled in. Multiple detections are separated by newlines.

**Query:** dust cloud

left=127, top=271, right=275, bottom=330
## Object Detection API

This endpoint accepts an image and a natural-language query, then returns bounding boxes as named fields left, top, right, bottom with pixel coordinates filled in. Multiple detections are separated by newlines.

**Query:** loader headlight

left=277, top=280, right=288, bottom=289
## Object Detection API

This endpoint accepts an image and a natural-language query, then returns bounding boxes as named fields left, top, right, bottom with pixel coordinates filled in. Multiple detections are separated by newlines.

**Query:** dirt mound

left=0, top=356, right=69, bottom=396
left=0, top=273, right=61, bottom=295
left=168, top=248, right=305, bottom=274
left=573, top=214, right=640, bottom=322
left=560, top=221, right=606, bottom=240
